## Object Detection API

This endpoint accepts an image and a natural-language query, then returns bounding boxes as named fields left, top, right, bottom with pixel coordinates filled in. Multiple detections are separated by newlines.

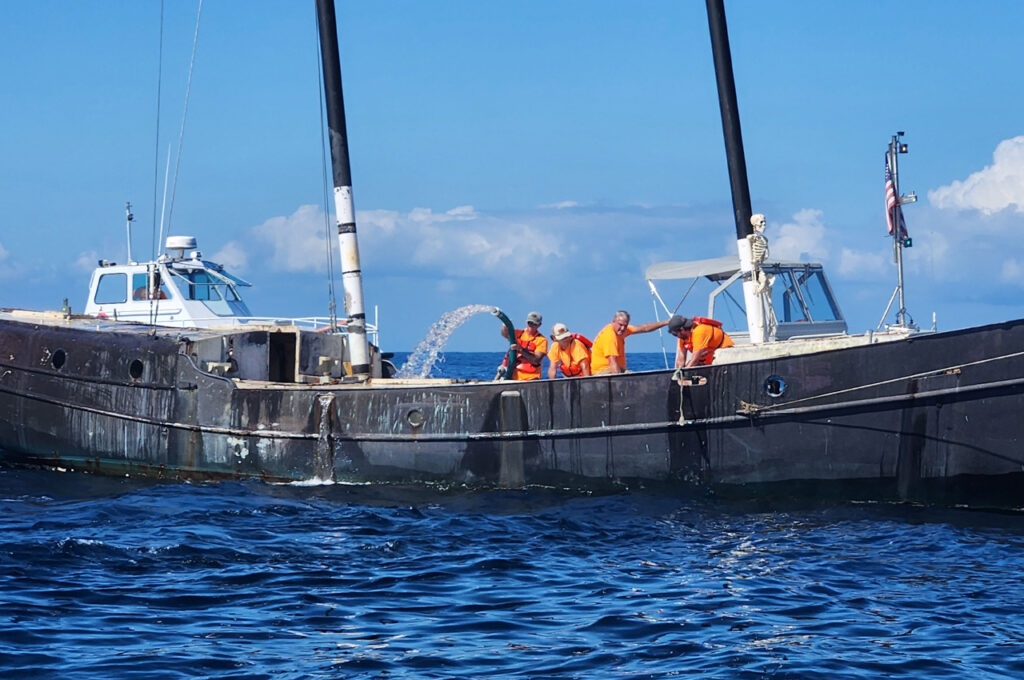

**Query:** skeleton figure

left=747, top=213, right=771, bottom=295
left=748, top=213, right=769, bottom=264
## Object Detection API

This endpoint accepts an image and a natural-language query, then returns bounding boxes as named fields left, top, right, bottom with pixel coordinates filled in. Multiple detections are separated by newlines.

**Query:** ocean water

left=390, top=350, right=674, bottom=381
left=2, top=353, right=1024, bottom=679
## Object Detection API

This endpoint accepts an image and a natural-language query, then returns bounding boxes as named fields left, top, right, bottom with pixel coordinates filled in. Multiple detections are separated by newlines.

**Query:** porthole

left=51, top=349, right=67, bottom=371
left=406, top=409, right=425, bottom=428
left=764, top=375, right=786, bottom=398
left=129, top=359, right=145, bottom=381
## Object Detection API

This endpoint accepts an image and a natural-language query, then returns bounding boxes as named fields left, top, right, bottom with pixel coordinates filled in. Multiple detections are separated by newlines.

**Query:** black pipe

left=705, top=0, right=753, bottom=240
left=315, top=0, right=352, bottom=190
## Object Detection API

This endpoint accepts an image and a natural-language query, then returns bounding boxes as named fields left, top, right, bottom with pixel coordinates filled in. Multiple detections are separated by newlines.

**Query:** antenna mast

left=880, top=131, right=917, bottom=330
left=125, top=202, right=135, bottom=264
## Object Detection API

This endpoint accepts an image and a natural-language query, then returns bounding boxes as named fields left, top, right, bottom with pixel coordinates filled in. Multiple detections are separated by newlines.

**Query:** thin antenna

left=125, top=202, right=135, bottom=264
left=151, top=0, right=165, bottom=260
left=165, top=0, right=204, bottom=236
left=157, top=145, right=172, bottom=255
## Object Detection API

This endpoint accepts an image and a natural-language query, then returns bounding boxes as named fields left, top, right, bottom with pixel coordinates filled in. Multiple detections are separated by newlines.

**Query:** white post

left=317, top=0, right=370, bottom=379
left=736, top=237, right=765, bottom=343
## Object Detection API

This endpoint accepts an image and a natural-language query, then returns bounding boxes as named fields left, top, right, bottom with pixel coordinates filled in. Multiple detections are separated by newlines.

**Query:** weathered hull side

left=1, top=317, right=1023, bottom=506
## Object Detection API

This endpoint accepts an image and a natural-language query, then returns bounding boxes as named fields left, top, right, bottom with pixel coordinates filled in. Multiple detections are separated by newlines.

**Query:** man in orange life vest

left=668, top=315, right=734, bottom=367
left=590, top=310, right=669, bottom=375
left=546, top=322, right=591, bottom=379
left=500, top=311, right=548, bottom=380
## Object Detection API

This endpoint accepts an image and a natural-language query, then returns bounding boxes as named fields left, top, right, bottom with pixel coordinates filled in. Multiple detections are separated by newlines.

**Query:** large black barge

left=2, top=310, right=1022, bottom=508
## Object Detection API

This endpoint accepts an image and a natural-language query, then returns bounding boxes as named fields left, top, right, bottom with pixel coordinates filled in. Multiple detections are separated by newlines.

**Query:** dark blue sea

left=3, top=354, right=1024, bottom=679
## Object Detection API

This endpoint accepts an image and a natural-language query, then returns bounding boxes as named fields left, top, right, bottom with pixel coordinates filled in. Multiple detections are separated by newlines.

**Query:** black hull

left=1, top=316, right=1023, bottom=508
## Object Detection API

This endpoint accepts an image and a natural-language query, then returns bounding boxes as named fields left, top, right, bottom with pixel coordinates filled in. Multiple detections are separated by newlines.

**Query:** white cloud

left=250, top=204, right=330, bottom=273
left=400, top=213, right=563, bottom=275
left=838, top=247, right=888, bottom=278
left=408, top=205, right=478, bottom=224
left=358, top=209, right=400, bottom=235
left=1001, top=258, right=1024, bottom=285
left=770, top=209, right=830, bottom=262
left=0, top=241, right=7, bottom=261
left=74, top=250, right=100, bottom=273
left=540, top=200, right=580, bottom=209
left=236, top=203, right=567, bottom=279
left=929, top=136, right=1024, bottom=214
left=903, top=228, right=950, bottom=276
left=210, top=241, right=248, bottom=273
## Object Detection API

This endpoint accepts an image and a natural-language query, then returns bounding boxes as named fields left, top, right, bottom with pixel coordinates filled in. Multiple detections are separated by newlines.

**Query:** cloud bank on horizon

left=218, top=135, right=1023, bottom=279
left=62, top=134, right=1024, bottom=347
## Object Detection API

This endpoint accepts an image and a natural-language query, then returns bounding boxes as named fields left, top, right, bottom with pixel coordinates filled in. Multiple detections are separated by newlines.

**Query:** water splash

left=313, top=394, right=334, bottom=482
left=397, top=304, right=496, bottom=378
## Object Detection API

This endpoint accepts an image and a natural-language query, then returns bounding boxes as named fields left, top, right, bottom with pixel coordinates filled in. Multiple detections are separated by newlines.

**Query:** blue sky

left=2, top=1, right=1024, bottom=352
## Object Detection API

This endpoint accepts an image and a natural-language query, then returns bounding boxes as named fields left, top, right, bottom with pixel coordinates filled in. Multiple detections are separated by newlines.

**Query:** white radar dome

left=165, top=236, right=198, bottom=251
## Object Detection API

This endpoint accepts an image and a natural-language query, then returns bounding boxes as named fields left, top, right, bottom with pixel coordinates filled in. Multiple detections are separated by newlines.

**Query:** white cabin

left=83, top=236, right=254, bottom=328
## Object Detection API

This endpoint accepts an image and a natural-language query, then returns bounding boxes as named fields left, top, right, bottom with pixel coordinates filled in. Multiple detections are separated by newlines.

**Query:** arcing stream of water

left=395, top=304, right=497, bottom=378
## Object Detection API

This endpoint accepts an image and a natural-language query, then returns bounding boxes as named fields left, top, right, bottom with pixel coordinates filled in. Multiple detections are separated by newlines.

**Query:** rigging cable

left=163, top=0, right=204, bottom=240
left=149, top=0, right=163, bottom=260
left=314, top=8, right=339, bottom=332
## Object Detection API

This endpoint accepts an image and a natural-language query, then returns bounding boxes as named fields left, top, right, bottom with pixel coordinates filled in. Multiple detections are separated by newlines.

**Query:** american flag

left=885, top=156, right=908, bottom=238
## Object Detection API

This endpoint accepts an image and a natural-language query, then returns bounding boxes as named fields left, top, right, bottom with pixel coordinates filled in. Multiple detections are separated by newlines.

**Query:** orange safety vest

left=551, top=334, right=591, bottom=377
left=571, top=333, right=593, bottom=349
left=679, top=317, right=725, bottom=353
left=561, top=334, right=593, bottom=376
left=515, top=330, right=543, bottom=375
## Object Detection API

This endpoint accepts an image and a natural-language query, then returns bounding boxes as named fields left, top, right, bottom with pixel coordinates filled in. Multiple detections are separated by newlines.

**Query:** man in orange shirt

left=547, top=323, right=591, bottom=378
left=501, top=311, right=548, bottom=380
left=590, top=310, right=669, bottom=374
left=668, top=315, right=734, bottom=367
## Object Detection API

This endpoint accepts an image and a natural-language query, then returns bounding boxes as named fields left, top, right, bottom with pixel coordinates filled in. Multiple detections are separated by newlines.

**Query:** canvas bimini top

left=645, top=256, right=847, bottom=341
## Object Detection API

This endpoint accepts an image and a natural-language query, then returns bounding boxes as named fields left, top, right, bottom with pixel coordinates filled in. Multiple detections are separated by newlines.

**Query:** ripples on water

left=2, top=468, right=1023, bottom=679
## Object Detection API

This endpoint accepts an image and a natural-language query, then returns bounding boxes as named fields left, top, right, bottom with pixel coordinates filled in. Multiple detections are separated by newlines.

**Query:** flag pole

left=890, top=136, right=907, bottom=326
left=886, top=132, right=916, bottom=329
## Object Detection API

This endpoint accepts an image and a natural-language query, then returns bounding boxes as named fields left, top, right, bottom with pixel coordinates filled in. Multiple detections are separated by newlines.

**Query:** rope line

left=314, top=7, right=339, bottom=331
left=164, top=0, right=204, bottom=237
left=150, top=0, right=165, bottom=260
left=734, top=348, right=1024, bottom=415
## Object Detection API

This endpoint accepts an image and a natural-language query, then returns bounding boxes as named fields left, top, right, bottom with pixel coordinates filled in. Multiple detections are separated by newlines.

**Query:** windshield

left=167, top=266, right=244, bottom=316
left=168, top=269, right=238, bottom=301
left=769, top=267, right=842, bottom=323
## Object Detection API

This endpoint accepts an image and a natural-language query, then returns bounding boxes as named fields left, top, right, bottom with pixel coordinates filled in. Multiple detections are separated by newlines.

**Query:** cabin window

left=797, top=270, right=841, bottom=322
left=770, top=268, right=841, bottom=323
left=131, top=273, right=171, bottom=301
left=771, top=271, right=802, bottom=322
left=169, top=270, right=240, bottom=303
left=94, top=273, right=127, bottom=304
